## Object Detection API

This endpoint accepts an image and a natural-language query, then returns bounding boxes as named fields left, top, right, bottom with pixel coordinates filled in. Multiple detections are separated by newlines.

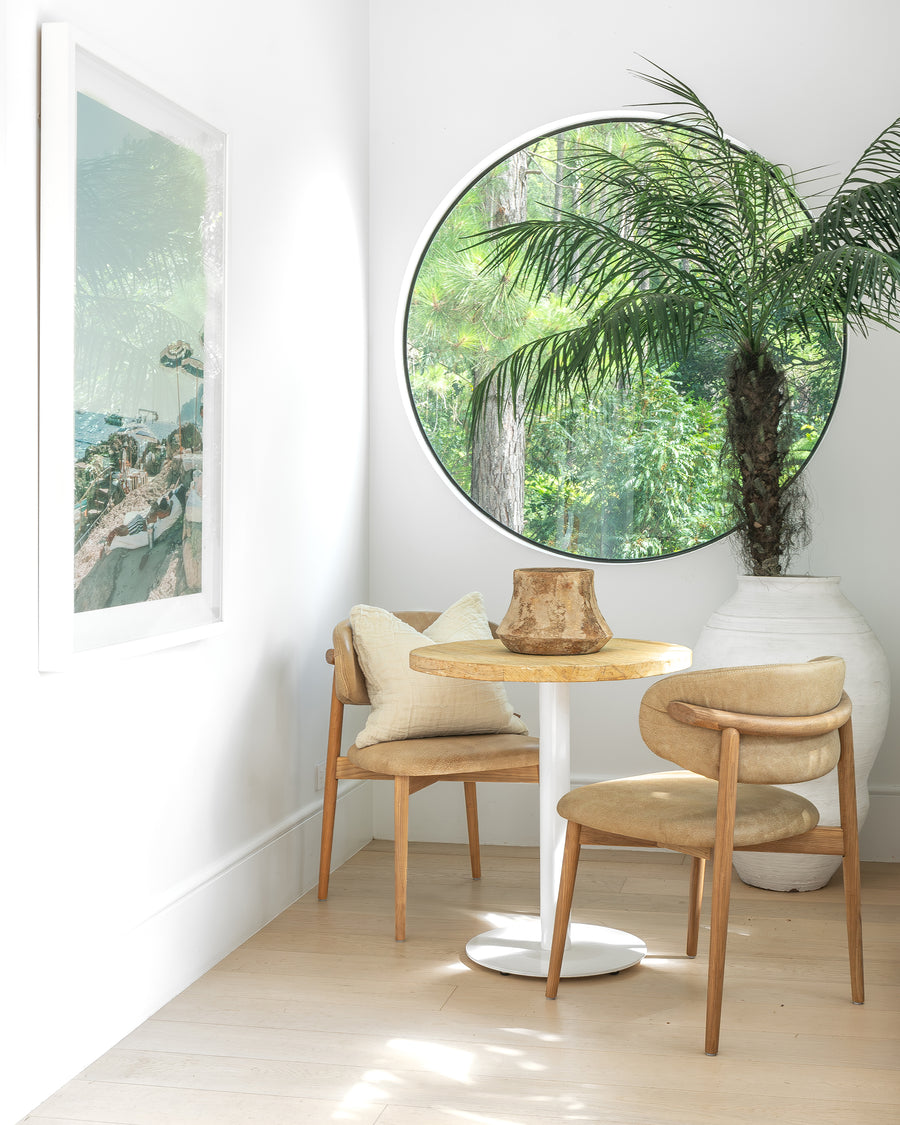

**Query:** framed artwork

left=39, top=24, right=226, bottom=669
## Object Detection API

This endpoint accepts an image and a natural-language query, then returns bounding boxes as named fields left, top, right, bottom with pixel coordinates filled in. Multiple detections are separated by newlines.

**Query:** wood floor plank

left=373, top=1101, right=900, bottom=1125
left=155, top=986, right=900, bottom=1042
left=164, top=970, right=459, bottom=1011
left=443, top=971, right=900, bottom=1016
left=26, top=1080, right=382, bottom=1124
left=111, top=1006, right=900, bottom=1077
left=70, top=1045, right=900, bottom=1114
left=123, top=1007, right=899, bottom=1070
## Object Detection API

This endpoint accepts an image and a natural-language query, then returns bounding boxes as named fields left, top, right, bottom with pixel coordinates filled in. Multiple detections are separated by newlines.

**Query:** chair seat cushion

left=349, top=733, right=539, bottom=776
left=349, top=593, right=528, bottom=748
left=558, top=770, right=820, bottom=849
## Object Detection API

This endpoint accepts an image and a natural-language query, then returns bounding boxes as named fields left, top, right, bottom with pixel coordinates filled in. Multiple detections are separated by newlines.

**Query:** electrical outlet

left=315, top=761, right=327, bottom=791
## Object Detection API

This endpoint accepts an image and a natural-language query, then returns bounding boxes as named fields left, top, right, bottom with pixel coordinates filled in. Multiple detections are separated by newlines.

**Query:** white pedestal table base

left=465, top=915, right=646, bottom=978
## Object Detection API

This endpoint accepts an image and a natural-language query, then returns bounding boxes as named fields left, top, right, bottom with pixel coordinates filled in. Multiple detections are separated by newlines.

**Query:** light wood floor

left=25, top=841, right=900, bottom=1125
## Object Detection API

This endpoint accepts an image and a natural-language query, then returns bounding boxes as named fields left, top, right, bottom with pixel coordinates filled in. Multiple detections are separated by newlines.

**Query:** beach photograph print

left=72, top=89, right=222, bottom=614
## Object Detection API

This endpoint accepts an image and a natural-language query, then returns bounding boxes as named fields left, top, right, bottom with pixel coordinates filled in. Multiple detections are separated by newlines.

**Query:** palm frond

left=468, top=291, right=708, bottom=434
left=776, top=245, right=900, bottom=334
left=836, top=116, right=900, bottom=192
left=469, top=215, right=607, bottom=300
left=801, top=178, right=900, bottom=254
left=628, top=57, right=727, bottom=144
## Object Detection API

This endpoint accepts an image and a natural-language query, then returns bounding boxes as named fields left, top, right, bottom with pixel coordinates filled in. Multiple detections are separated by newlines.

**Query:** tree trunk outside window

left=471, top=149, right=527, bottom=531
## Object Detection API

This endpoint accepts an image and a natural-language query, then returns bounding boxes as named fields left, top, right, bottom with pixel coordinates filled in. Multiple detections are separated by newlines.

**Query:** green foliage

left=407, top=360, right=473, bottom=490
left=522, top=367, right=728, bottom=558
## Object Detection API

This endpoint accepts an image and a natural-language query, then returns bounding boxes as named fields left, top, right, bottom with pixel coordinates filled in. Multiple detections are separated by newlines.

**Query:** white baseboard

left=16, top=782, right=373, bottom=1125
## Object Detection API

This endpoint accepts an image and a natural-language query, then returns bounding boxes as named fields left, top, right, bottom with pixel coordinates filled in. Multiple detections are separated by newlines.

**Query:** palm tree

left=469, top=62, right=900, bottom=575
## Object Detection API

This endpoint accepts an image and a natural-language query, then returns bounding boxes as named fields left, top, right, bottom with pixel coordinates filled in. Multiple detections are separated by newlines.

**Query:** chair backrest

left=331, top=612, right=500, bottom=706
left=638, top=656, right=847, bottom=784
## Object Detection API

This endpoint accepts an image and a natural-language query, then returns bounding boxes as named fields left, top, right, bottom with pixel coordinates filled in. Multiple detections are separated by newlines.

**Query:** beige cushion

left=333, top=611, right=446, bottom=706
left=558, top=771, right=820, bottom=849
left=349, top=592, right=528, bottom=749
left=638, top=657, right=846, bottom=784
left=350, top=731, right=539, bottom=776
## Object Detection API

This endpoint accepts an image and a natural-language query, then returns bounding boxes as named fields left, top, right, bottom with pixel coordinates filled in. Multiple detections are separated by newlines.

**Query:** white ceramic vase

left=692, top=575, right=889, bottom=892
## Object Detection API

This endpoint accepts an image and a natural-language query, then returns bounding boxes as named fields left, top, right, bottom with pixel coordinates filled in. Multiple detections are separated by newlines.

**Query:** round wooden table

left=410, top=636, right=692, bottom=978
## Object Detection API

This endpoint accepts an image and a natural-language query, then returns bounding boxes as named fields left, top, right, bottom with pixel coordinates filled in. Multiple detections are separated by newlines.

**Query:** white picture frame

left=39, top=23, right=226, bottom=670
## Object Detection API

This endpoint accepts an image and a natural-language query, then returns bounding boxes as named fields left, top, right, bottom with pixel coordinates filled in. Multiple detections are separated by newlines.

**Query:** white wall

left=368, top=1, right=900, bottom=853
left=1, top=2, right=370, bottom=1120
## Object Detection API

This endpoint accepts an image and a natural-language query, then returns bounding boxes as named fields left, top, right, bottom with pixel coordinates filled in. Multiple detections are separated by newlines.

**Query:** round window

left=404, top=118, right=843, bottom=562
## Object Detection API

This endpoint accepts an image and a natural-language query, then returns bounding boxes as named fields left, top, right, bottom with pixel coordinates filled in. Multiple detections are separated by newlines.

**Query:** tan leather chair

left=318, top=611, right=539, bottom=940
left=545, top=657, right=862, bottom=1055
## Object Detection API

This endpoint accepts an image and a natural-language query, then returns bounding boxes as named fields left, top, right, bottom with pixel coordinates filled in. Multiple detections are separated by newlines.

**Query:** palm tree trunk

left=725, top=346, right=800, bottom=576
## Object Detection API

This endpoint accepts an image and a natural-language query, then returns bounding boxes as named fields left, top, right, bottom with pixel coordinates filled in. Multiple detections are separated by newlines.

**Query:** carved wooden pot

left=497, top=568, right=612, bottom=655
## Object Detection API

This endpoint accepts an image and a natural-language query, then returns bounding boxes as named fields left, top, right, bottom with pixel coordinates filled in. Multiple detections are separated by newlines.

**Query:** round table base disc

left=465, top=918, right=646, bottom=978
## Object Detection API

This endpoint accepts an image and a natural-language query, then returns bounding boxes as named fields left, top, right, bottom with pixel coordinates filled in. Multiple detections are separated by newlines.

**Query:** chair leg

left=705, top=728, right=739, bottom=1056
left=546, top=820, right=582, bottom=999
left=317, top=682, right=344, bottom=901
left=837, top=718, right=865, bottom=1004
left=464, top=781, right=482, bottom=880
left=394, top=776, right=410, bottom=941
left=686, top=856, right=706, bottom=958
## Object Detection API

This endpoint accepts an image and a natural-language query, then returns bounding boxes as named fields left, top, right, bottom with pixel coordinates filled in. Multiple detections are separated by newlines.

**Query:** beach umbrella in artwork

left=181, top=355, right=204, bottom=378
left=160, top=341, right=192, bottom=449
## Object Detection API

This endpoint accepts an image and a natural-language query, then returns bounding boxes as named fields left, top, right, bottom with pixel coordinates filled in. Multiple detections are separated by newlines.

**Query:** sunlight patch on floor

left=434, top=959, right=471, bottom=975
left=334, top=1071, right=397, bottom=1116
left=388, top=1038, right=476, bottom=1082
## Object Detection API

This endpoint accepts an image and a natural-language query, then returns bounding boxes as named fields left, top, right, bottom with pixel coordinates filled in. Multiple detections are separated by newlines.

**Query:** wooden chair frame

left=317, top=620, right=539, bottom=941
left=545, top=692, right=862, bottom=1056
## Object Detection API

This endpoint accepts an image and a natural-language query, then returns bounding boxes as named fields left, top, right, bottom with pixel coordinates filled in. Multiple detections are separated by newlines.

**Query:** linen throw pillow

left=349, top=591, right=527, bottom=748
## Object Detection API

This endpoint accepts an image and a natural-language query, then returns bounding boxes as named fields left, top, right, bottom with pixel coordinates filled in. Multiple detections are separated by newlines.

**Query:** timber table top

left=409, top=636, right=692, bottom=683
